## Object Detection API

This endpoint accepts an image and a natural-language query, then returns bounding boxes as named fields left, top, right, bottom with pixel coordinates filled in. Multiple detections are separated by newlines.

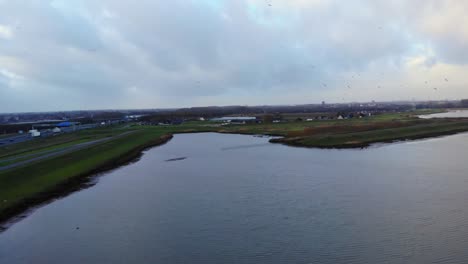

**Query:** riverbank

left=268, top=119, right=468, bottom=148
left=0, top=131, right=173, bottom=228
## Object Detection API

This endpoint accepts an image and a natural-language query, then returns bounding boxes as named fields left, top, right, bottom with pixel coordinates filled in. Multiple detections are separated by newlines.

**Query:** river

left=1, top=132, right=468, bottom=264
left=419, top=110, right=468, bottom=119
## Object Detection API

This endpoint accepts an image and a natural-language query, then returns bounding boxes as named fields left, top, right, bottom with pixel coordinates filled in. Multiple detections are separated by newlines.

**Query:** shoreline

left=0, top=134, right=173, bottom=231
left=269, top=128, right=468, bottom=149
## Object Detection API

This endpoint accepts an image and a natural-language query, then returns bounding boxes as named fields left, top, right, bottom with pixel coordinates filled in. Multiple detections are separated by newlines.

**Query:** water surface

left=1, top=133, right=468, bottom=264
left=419, top=110, right=468, bottom=118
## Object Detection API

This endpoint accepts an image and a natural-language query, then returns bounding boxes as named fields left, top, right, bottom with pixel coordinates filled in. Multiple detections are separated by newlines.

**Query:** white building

left=29, top=129, right=41, bottom=137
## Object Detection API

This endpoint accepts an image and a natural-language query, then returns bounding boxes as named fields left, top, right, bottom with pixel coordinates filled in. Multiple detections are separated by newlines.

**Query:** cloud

left=0, top=69, right=23, bottom=81
left=0, top=24, right=12, bottom=39
left=414, top=1, right=468, bottom=64
left=0, top=0, right=467, bottom=112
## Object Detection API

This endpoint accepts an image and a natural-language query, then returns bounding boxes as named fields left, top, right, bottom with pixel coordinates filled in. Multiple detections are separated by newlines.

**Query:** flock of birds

left=324, top=74, right=450, bottom=102
left=259, top=0, right=452, bottom=102
left=13, top=0, right=451, bottom=105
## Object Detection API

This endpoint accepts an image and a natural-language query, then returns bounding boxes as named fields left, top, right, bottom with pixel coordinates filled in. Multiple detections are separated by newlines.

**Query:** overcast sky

left=0, top=0, right=467, bottom=112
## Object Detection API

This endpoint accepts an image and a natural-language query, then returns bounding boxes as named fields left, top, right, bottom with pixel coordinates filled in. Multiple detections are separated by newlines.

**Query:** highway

left=0, top=131, right=135, bottom=172
left=0, top=124, right=100, bottom=147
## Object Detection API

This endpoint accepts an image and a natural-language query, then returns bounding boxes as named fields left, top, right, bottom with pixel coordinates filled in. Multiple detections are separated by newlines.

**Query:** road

left=0, top=124, right=100, bottom=147
left=0, top=134, right=31, bottom=146
left=0, top=131, right=135, bottom=172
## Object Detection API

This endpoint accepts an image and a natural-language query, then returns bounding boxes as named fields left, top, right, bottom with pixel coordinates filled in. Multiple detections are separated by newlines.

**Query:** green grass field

left=272, top=120, right=468, bottom=148
left=0, top=126, right=126, bottom=159
left=1, top=109, right=467, bottom=224
left=0, top=128, right=168, bottom=221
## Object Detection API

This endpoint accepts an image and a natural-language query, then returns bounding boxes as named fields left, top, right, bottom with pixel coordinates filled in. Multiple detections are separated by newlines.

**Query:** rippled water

left=419, top=110, right=468, bottom=118
left=2, top=132, right=468, bottom=264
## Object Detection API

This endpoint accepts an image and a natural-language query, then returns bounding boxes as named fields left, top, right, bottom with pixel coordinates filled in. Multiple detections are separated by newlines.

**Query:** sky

left=0, top=0, right=468, bottom=112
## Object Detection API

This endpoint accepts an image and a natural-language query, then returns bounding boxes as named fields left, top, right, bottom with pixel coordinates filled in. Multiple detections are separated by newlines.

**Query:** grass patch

left=271, top=120, right=468, bottom=148
left=0, top=129, right=169, bottom=222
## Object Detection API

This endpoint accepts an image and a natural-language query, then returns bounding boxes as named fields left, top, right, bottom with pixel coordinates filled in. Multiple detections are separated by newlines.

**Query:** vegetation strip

left=0, top=130, right=172, bottom=228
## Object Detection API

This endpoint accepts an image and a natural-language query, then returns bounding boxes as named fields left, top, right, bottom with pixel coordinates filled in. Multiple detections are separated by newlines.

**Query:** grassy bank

left=0, top=129, right=172, bottom=225
left=269, top=120, right=468, bottom=148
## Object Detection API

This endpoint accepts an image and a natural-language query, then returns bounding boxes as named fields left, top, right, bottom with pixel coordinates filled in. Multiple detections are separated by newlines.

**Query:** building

left=28, top=129, right=41, bottom=137
left=210, top=117, right=256, bottom=123
left=56, top=121, right=82, bottom=128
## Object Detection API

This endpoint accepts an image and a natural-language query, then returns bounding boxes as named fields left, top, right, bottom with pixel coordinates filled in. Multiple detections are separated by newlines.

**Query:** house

left=211, top=117, right=256, bottom=123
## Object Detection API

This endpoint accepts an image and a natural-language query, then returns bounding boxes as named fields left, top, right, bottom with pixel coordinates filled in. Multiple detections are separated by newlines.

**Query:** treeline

left=1, top=100, right=466, bottom=126
left=138, top=103, right=414, bottom=122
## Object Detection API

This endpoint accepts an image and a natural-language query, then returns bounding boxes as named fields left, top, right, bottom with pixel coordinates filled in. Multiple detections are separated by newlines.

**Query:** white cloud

left=0, top=24, right=12, bottom=39
left=0, top=69, right=23, bottom=80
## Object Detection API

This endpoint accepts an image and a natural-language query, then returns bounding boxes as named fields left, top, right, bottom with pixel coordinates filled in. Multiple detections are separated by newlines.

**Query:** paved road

left=0, top=134, right=31, bottom=146
left=0, top=124, right=100, bottom=147
left=0, top=131, right=135, bottom=172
